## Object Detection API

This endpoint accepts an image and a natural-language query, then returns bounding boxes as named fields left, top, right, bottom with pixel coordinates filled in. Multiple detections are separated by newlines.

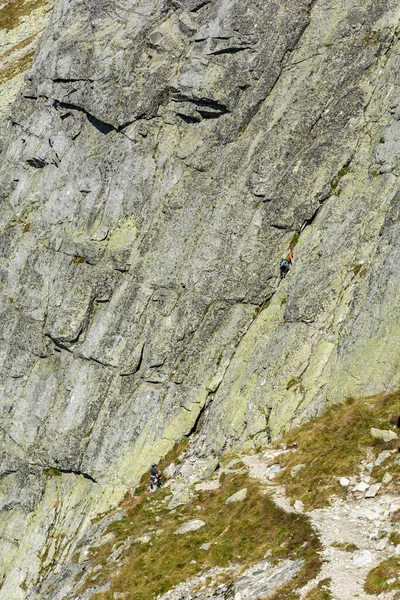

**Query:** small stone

left=226, top=488, right=247, bottom=504
left=133, top=533, right=153, bottom=544
left=290, top=464, right=306, bottom=478
left=395, top=545, right=400, bottom=556
left=200, top=542, right=211, bottom=551
left=90, top=226, right=109, bottom=241
left=352, top=550, right=374, bottom=566
left=365, top=483, right=382, bottom=498
left=375, top=450, right=393, bottom=466
left=155, top=516, right=161, bottom=522
left=163, top=463, right=177, bottom=479
left=174, top=519, right=206, bottom=535
left=353, top=481, right=369, bottom=492
left=370, top=428, right=398, bottom=442
left=376, top=537, right=388, bottom=551
left=265, top=464, right=282, bottom=480
left=155, top=529, right=164, bottom=536
left=294, top=500, right=305, bottom=513
left=339, top=477, right=350, bottom=487
left=387, top=577, right=396, bottom=585
left=382, top=472, right=393, bottom=485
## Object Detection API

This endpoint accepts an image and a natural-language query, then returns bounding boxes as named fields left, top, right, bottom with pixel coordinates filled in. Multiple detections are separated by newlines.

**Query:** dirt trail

left=242, top=451, right=400, bottom=600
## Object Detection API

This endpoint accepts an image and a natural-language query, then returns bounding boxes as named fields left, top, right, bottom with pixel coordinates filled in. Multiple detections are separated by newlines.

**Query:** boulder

left=176, top=457, right=219, bottom=485
left=174, top=520, right=206, bottom=535
left=163, top=463, right=177, bottom=479
left=365, top=483, right=382, bottom=498
left=225, top=558, right=303, bottom=599
left=225, top=488, right=247, bottom=504
left=371, top=428, right=398, bottom=442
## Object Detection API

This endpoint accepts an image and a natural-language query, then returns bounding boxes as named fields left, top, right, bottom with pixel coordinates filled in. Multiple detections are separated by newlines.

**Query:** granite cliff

left=1, top=0, right=400, bottom=596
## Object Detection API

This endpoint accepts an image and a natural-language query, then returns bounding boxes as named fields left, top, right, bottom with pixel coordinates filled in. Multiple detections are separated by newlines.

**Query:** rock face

left=1, top=0, right=400, bottom=596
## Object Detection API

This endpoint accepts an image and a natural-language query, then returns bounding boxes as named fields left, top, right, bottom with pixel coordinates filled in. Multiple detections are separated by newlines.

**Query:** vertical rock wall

left=0, top=0, right=400, bottom=595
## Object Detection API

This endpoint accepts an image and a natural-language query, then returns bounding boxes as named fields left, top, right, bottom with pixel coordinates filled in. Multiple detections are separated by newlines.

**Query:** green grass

left=79, top=470, right=321, bottom=600
left=276, top=390, right=400, bottom=508
left=365, top=557, right=400, bottom=594
left=303, top=579, right=333, bottom=599
left=331, top=542, right=358, bottom=552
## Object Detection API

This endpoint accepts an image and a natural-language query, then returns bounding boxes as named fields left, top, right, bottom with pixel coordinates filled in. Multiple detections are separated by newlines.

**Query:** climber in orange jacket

left=280, top=249, right=294, bottom=279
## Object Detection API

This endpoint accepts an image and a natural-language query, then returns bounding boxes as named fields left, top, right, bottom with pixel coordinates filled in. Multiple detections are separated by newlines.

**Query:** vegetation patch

left=364, top=557, right=400, bottom=594
left=0, top=0, right=47, bottom=30
left=331, top=542, right=358, bottom=552
left=0, top=50, right=35, bottom=85
left=79, top=472, right=320, bottom=599
left=276, top=390, right=400, bottom=508
left=303, top=578, right=333, bottom=600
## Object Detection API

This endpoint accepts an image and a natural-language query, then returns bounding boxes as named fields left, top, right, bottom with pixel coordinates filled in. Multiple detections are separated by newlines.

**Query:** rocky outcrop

left=1, top=0, right=400, bottom=596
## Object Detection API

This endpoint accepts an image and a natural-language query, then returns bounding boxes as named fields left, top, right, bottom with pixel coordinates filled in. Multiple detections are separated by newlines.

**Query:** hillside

left=0, top=0, right=400, bottom=597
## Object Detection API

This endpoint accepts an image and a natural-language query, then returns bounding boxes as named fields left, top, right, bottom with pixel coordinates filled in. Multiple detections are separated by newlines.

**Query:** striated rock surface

left=0, top=0, right=53, bottom=127
left=1, top=0, right=400, bottom=596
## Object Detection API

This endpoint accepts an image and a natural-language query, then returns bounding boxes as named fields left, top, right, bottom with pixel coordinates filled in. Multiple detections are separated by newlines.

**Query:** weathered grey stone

left=265, top=464, right=282, bottom=480
left=371, top=428, right=398, bottom=442
left=1, top=0, right=400, bottom=596
left=290, top=464, right=306, bottom=478
left=382, top=472, right=393, bottom=485
left=222, top=558, right=303, bottom=599
left=163, top=463, right=177, bottom=479
left=174, top=520, right=206, bottom=535
left=200, top=542, right=212, bottom=551
left=339, top=477, right=350, bottom=487
left=352, top=550, right=374, bottom=567
left=365, top=484, right=382, bottom=499
left=133, top=533, right=152, bottom=544
left=375, top=450, right=394, bottom=466
left=225, top=488, right=247, bottom=504
left=353, top=481, right=369, bottom=493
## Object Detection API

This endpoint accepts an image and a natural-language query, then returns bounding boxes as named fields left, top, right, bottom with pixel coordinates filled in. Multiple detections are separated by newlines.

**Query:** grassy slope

left=81, top=471, right=320, bottom=600
left=365, top=557, right=400, bottom=594
left=277, top=390, right=400, bottom=508
left=70, top=390, right=400, bottom=599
